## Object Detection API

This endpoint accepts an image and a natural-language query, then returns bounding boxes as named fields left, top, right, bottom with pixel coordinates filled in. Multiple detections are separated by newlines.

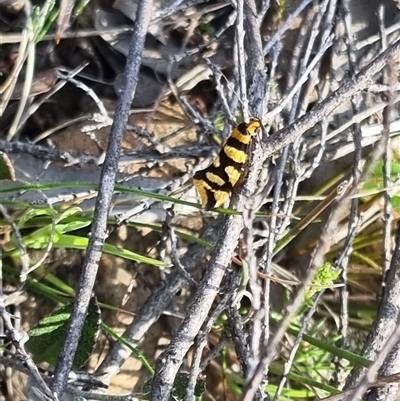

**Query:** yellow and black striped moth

left=193, top=118, right=262, bottom=210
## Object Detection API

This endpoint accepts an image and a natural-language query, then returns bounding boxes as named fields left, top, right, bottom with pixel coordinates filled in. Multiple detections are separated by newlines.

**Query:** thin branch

left=343, top=223, right=400, bottom=401
left=244, top=0, right=267, bottom=117
left=264, top=34, right=334, bottom=121
left=49, top=0, right=154, bottom=395
left=235, top=0, right=248, bottom=119
left=272, top=291, right=325, bottom=401
left=0, top=303, right=56, bottom=401
left=184, top=270, right=240, bottom=401
left=319, top=373, right=400, bottom=401
left=262, top=0, right=314, bottom=55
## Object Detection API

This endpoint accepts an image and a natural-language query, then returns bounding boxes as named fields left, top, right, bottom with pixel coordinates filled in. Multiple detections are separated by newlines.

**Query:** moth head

left=247, top=118, right=262, bottom=136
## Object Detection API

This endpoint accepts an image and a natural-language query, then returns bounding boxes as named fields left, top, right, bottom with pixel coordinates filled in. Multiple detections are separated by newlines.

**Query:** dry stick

left=200, top=335, right=230, bottom=370
left=49, top=0, right=153, bottom=396
left=335, top=0, right=362, bottom=382
left=7, top=0, right=55, bottom=140
left=241, top=0, right=268, bottom=398
left=342, top=222, right=400, bottom=401
left=0, top=14, right=29, bottom=118
left=0, top=139, right=214, bottom=167
left=240, top=3, right=266, bottom=396
left=227, top=306, right=253, bottom=375
left=184, top=336, right=207, bottom=401
left=65, top=388, right=142, bottom=401
left=205, top=58, right=236, bottom=124
left=272, top=290, right=326, bottom=401
left=275, top=0, right=330, bottom=239
left=263, top=39, right=400, bottom=156
left=0, top=140, right=97, bottom=165
left=7, top=1, right=35, bottom=141
left=380, top=8, right=395, bottom=286
left=262, top=0, right=314, bottom=55
left=15, top=62, right=89, bottom=139
left=364, top=17, right=398, bottom=399
left=0, top=293, right=55, bottom=400
left=0, top=26, right=135, bottom=45
left=150, top=214, right=247, bottom=401
left=243, top=201, right=263, bottom=384
left=184, top=271, right=241, bottom=401
left=264, top=35, right=334, bottom=121
left=173, top=9, right=237, bottom=64
left=296, top=0, right=337, bottom=119
left=243, top=0, right=266, bottom=116
left=55, top=70, right=111, bottom=123
left=320, top=373, right=400, bottom=401
left=261, top=33, right=279, bottom=116
left=235, top=0, right=249, bottom=119
left=258, top=0, right=270, bottom=26
left=285, top=1, right=318, bottom=91
left=167, top=213, right=199, bottom=287
left=332, top=213, right=361, bottom=387
left=239, top=38, right=400, bottom=401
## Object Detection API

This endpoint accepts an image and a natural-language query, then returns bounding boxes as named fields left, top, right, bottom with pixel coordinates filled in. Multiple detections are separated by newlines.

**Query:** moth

left=193, top=118, right=262, bottom=210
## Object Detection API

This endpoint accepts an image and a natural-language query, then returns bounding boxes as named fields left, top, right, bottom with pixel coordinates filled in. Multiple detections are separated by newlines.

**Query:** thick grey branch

left=49, top=0, right=153, bottom=396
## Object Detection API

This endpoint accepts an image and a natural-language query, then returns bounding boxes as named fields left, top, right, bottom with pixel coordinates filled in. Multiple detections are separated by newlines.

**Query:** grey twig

left=272, top=291, right=325, bottom=401
left=0, top=140, right=98, bottom=165
left=320, top=372, right=400, bottom=401
left=345, top=53, right=400, bottom=401
left=244, top=0, right=267, bottom=117
left=49, top=0, right=154, bottom=396
left=344, top=222, right=400, bottom=400
left=150, top=215, right=244, bottom=400
left=204, top=58, right=236, bottom=124
left=199, top=334, right=229, bottom=371
left=380, top=17, right=397, bottom=283
left=56, top=69, right=111, bottom=124
left=13, top=62, right=88, bottom=137
left=227, top=306, right=265, bottom=401
left=334, top=0, right=363, bottom=376
left=264, top=34, right=334, bottom=122
left=285, top=1, right=319, bottom=92
left=66, top=386, right=145, bottom=401
left=184, top=270, right=240, bottom=401
left=235, top=0, right=249, bottom=119
left=332, top=213, right=361, bottom=387
left=0, top=302, right=56, bottom=401
left=166, top=210, right=199, bottom=287
left=262, top=0, right=314, bottom=55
